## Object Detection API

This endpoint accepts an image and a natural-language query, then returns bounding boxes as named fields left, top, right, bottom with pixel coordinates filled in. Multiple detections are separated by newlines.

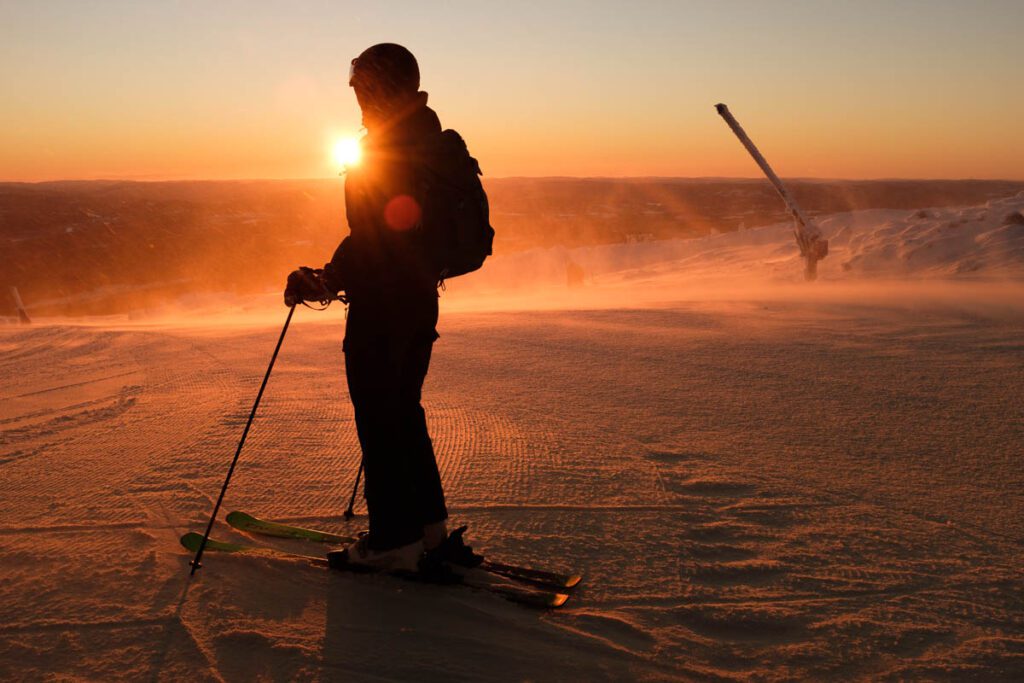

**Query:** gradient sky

left=2, top=0, right=1022, bottom=181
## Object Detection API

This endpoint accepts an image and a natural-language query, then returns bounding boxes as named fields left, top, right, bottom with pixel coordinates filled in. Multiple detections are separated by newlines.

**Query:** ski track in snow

left=3, top=201, right=1024, bottom=680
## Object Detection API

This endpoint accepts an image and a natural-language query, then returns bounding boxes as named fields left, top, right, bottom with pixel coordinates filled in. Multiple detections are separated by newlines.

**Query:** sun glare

left=332, top=137, right=362, bottom=168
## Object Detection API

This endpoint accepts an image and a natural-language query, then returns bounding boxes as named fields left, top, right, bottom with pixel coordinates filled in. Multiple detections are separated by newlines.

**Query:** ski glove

left=284, top=267, right=332, bottom=307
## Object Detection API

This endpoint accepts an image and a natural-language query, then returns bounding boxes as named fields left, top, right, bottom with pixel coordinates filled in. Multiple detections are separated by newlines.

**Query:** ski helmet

left=348, top=43, right=420, bottom=97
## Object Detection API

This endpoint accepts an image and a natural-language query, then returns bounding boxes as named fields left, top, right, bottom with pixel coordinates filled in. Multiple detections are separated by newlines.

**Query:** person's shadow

left=321, top=568, right=574, bottom=681
left=322, top=571, right=466, bottom=679
left=320, top=567, right=638, bottom=681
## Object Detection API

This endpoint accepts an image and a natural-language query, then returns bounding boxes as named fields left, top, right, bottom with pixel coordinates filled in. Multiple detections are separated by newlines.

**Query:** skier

left=284, top=44, right=474, bottom=574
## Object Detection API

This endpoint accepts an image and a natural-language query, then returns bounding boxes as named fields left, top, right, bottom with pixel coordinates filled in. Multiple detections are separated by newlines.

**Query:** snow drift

left=457, top=191, right=1024, bottom=294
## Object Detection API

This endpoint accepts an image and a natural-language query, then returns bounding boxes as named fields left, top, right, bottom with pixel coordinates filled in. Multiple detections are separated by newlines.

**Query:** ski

left=226, top=510, right=356, bottom=544
left=180, top=532, right=569, bottom=609
left=225, top=510, right=582, bottom=590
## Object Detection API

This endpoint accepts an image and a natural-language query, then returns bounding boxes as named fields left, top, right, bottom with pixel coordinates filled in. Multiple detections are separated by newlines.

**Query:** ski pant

left=344, top=300, right=447, bottom=551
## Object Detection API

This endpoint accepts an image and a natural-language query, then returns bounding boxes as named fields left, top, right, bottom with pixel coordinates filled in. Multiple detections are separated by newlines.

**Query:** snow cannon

left=715, top=103, right=829, bottom=281
left=8, top=286, right=31, bottom=324
left=796, top=226, right=829, bottom=281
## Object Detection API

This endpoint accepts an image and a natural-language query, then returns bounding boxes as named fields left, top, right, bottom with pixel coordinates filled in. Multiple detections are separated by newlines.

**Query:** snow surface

left=2, top=195, right=1024, bottom=680
left=454, top=191, right=1024, bottom=298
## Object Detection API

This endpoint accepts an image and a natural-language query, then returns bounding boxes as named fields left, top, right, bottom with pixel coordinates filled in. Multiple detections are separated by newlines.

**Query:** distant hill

left=485, top=178, right=1024, bottom=250
left=2, top=177, right=1022, bottom=315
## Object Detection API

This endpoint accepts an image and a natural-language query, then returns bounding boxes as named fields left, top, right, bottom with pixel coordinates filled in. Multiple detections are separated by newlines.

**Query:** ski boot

left=426, top=525, right=484, bottom=568
left=327, top=533, right=423, bottom=574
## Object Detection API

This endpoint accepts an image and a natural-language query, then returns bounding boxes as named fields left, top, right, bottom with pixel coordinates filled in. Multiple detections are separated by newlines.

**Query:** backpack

left=418, top=130, right=494, bottom=280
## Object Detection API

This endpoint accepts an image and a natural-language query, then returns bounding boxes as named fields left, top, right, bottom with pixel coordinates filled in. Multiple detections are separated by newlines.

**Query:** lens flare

left=384, top=194, right=422, bottom=231
left=332, top=137, right=362, bottom=168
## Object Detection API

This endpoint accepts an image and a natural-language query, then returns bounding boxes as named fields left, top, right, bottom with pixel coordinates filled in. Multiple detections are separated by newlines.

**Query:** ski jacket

left=322, top=99, right=441, bottom=300
left=323, top=97, right=443, bottom=346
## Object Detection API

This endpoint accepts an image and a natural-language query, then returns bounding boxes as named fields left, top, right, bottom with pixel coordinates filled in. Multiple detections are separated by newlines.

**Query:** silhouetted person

left=285, top=44, right=471, bottom=573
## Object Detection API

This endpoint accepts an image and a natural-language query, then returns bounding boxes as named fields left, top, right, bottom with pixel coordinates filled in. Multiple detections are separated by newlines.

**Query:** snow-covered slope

left=824, top=193, right=1024, bottom=278
left=2, top=196, right=1023, bottom=680
left=455, top=192, right=1024, bottom=296
left=3, top=299, right=1023, bottom=680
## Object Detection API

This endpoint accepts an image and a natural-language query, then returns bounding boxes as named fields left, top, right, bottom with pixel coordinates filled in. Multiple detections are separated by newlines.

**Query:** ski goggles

left=348, top=56, right=414, bottom=93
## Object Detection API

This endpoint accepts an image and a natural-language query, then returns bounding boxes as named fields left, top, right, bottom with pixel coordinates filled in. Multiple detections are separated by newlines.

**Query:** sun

left=332, top=137, right=362, bottom=168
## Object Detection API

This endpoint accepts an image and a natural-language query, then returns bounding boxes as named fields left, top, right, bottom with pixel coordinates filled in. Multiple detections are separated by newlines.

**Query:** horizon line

left=4, top=175, right=1024, bottom=185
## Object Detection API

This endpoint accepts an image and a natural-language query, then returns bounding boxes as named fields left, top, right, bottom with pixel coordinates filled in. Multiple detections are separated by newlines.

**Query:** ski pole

left=344, top=461, right=363, bottom=519
left=190, top=305, right=296, bottom=575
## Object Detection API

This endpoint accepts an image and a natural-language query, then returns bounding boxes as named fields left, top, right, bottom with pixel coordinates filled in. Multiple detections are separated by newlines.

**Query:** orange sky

left=2, top=1, right=1022, bottom=181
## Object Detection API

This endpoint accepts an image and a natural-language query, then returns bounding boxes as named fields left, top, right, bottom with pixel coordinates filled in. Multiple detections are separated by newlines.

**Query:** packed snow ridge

left=468, top=192, right=1024, bottom=291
